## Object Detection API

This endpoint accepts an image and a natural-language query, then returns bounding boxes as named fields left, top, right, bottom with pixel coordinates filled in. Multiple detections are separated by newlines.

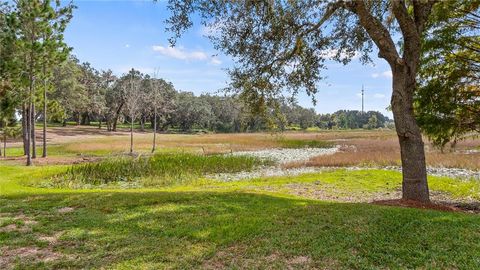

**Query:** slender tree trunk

left=130, top=117, right=134, bottom=154
left=26, top=103, right=32, bottom=166
left=42, top=77, right=47, bottom=158
left=152, top=108, right=157, bottom=153
left=98, top=116, right=102, bottom=129
left=22, top=106, right=28, bottom=155
left=391, top=68, right=429, bottom=202
left=31, top=102, right=37, bottom=159
left=112, top=103, right=124, bottom=132
left=3, top=133, right=6, bottom=158
left=140, top=116, right=145, bottom=131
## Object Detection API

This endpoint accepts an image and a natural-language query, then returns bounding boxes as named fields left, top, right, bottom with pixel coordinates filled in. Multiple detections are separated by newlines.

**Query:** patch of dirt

left=287, top=255, right=311, bottom=265
left=274, top=183, right=479, bottom=214
left=372, top=199, right=464, bottom=213
left=15, top=214, right=38, bottom=226
left=57, top=207, right=75, bottom=214
left=281, top=183, right=401, bottom=203
left=0, top=246, right=62, bottom=269
left=0, top=214, right=38, bottom=233
left=37, top=232, right=63, bottom=245
left=202, top=245, right=315, bottom=269
left=1, top=155, right=101, bottom=166
left=0, top=224, right=18, bottom=233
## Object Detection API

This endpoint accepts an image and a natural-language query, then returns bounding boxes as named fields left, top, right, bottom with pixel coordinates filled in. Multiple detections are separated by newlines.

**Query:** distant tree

left=51, top=56, right=87, bottom=126
left=173, top=92, right=213, bottom=131
left=122, top=69, right=145, bottom=153
left=365, top=114, right=378, bottom=129
left=105, top=75, right=126, bottom=132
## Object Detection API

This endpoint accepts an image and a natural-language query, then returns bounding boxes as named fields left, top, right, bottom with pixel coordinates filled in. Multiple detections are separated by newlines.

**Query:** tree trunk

left=112, top=103, right=124, bottom=132
left=31, top=102, right=37, bottom=159
left=98, top=117, right=102, bottom=129
left=42, top=78, right=47, bottom=158
left=112, top=119, right=117, bottom=132
left=22, top=106, right=28, bottom=155
left=140, top=116, right=145, bottom=131
left=152, top=109, right=157, bottom=153
left=26, top=103, right=32, bottom=166
left=391, top=68, right=429, bottom=202
left=130, top=118, right=134, bottom=154
left=3, top=133, right=5, bottom=158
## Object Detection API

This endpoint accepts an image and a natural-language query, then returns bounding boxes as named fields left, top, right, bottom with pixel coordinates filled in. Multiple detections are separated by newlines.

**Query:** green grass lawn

left=1, top=165, right=480, bottom=269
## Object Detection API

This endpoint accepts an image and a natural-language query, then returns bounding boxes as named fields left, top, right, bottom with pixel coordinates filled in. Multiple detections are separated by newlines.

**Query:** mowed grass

left=1, top=164, right=480, bottom=269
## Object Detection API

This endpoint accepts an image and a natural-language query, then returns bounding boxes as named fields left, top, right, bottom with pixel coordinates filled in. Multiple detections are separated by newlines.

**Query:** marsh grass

left=58, top=153, right=272, bottom=187
left=283, top=137, right=480, bottom=170
left=277, top=138, right=334, bottom=149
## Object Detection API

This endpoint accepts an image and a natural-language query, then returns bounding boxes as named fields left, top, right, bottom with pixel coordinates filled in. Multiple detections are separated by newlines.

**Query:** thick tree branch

left=345, top=1, right=400, bottom=66
left=392, top=0, right=418, bottom=41
left=413, top=0, right=436, bottom=34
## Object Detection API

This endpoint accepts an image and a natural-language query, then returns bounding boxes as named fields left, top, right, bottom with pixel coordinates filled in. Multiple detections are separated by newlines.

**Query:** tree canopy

left=416, top=0, right=480, bottom=149
left=164, top=0, right=479, bottom=202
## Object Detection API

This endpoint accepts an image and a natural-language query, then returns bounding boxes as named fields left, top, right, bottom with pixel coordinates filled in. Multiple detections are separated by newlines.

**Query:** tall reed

left=61, top=152, right=271, bottom=185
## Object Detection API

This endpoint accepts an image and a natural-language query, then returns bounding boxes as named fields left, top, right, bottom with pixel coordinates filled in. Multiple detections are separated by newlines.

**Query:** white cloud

left=373, top=93, right=386, bottom=99
left=372, top=70, right=392, bottom=79
left=152, top=45, right=208, bottom=61
left=125, top=44, right=130, bottom=48
left=210, top=57, right=222, bottom=65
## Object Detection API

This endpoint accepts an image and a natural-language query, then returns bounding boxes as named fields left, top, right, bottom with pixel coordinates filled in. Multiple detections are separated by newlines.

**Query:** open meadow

left=2, top=0, right=479, bottom=269
left=1, top=127, right=480, bottom=269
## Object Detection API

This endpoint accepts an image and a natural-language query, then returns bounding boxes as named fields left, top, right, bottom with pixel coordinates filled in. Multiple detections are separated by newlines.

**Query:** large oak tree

left=164, top=0, right=460, bottom=202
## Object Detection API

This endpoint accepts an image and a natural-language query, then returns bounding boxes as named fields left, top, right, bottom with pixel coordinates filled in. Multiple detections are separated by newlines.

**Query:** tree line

left=0, top=1, right=395, bottom=164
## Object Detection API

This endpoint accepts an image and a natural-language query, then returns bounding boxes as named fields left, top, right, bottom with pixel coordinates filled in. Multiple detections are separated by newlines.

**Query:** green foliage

left=58, top=153, right=272, bottom=186
left=364, top=114, right=378, bottom=130
left=416, top=0, right=480, bottom=148
left=317, top=110, right=388, bottom=130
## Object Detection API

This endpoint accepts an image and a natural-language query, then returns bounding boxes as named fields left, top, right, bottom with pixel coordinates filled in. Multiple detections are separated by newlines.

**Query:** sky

left=64, top=0, right=394, bottom=117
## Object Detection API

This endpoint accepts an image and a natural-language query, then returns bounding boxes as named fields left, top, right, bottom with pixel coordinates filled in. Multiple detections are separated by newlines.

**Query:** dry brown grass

left=59, top=128, right=398, bottom=154
left=285, top=136, right=480, bottom=170
left=4, top=126, right=479, bottom=170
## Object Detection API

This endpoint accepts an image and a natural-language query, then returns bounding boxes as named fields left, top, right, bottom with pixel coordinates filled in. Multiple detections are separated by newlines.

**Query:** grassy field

left=1, top=127, right=480, bottom=269
left=3, top=126, right=479, bottom=169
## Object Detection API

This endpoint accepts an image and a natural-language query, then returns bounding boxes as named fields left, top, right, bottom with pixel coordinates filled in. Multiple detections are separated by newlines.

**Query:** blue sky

left=64, top=0, right=394, bottom=117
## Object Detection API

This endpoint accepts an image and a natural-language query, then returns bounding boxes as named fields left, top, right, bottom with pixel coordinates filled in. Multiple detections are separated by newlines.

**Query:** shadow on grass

left=1, top=190, right=480, bottom=269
